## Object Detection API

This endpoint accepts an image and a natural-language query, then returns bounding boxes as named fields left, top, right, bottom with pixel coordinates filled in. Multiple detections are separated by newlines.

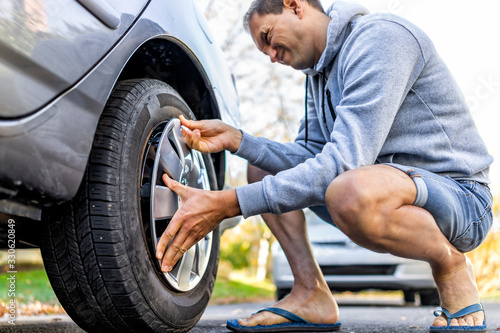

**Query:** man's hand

left=179, top=115, right=243, bottom=153
left=155, top=174, right=241, bottom=272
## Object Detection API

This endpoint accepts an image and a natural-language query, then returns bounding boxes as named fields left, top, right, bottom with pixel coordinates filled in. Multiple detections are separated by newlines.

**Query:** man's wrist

left=221, top=189, right=241, bottom=218
left=228, top=128, right=243, bottom=154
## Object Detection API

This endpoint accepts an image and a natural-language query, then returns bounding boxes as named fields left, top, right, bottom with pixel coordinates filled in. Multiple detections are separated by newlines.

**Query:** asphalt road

left=1, top=298, right=500, bottom=332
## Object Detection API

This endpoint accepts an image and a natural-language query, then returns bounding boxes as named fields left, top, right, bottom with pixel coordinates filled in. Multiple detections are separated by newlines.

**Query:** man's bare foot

left=237, top=284, right=339, bottom=327
left=432, top=255, right=485, bottom=327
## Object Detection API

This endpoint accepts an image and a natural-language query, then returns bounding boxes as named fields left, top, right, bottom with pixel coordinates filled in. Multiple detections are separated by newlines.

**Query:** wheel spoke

left=176, top=246, right=196, bottom=290
left=158, top=139, right=183, bottom=181
left=168, top=122, right=191, bottom=167
left=186, top=157, right=201, bottom=187
left=196, top=241, right=206, bottom=274
left=152, top=185, right=177, bottom=220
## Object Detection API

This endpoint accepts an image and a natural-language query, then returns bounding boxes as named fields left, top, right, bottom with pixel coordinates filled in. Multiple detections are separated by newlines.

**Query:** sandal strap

left=255, top=307, right=308, bottom=324
left=434, top=303, right=484, bottom=325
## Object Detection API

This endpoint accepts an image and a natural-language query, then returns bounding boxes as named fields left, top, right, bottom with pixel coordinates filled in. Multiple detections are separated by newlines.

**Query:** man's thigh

left=385, top=163, right=494, bottom=252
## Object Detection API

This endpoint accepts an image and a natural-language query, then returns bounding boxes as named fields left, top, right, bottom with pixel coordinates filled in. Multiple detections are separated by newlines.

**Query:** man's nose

left=264, top=46, right=278, bottom=63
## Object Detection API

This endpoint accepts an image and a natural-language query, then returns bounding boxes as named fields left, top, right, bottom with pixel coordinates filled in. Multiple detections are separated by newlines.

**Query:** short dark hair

left=243, top=0, right=325, bottom=32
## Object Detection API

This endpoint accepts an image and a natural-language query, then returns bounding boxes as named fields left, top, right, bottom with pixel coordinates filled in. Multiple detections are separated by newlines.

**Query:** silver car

left=272, top=209, right=440, bottom=306
left=0, top=0, right=239, bottom=331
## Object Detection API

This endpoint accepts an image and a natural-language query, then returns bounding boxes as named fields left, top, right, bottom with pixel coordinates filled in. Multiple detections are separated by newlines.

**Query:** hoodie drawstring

left=321, top=70, right=328, bottom=129
left=322, top=69, right=337, bottom=129
left=304, top=74, right=309, bottom=146
left=305, top=71, right=337, bottom=145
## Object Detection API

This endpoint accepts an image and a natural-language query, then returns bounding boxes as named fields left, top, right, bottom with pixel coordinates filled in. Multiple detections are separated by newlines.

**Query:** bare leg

left=237, top=165, right=339, bottom=326
left=326, top=165, right=484, bottom=327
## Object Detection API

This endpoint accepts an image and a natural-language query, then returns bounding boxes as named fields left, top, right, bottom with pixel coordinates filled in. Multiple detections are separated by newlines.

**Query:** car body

left=0, top=0, right=239, bottom=331
left=272, top=209, right=439, bottom=305
left=0, top=0, right=238, bottom=213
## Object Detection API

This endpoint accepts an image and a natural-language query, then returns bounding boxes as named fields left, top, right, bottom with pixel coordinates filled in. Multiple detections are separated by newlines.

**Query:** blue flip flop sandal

left=226, top=307, right=342, bottom=332
left=429, top=303, right=487, bottom=333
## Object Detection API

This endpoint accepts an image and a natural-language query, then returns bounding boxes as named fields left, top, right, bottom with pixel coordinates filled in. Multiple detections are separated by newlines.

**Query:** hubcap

left=141, top=117, right=212, bottom=292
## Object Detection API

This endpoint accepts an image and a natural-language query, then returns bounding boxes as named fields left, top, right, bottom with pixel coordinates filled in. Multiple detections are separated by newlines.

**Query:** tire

left=40, top=79, right=220, bottom=332
left=403, top=290, right=416, bottom=304
left=420, top=289, right=440, bottom=306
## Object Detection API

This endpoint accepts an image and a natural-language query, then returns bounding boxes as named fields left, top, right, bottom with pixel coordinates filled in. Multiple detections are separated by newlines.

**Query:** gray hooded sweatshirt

left=234, top=1, right=493, bottom=218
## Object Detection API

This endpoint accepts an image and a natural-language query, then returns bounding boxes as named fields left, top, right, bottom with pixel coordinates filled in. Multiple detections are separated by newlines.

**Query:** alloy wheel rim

left=141, top=117, right=212, bottom=292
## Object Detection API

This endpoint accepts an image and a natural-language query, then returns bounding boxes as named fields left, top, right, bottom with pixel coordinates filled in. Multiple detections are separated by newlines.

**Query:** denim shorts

left=310, top=164, right=494, bottom=253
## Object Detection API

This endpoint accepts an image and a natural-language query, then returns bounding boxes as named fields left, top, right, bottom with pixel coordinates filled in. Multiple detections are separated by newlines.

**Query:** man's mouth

left=278, top=49, right=285, bottom=64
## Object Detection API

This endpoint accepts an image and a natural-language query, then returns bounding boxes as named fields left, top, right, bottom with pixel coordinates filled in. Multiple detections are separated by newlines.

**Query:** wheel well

left=118, top=38, right=216, bottom=119
left=117, top=38, right=225, bottom=189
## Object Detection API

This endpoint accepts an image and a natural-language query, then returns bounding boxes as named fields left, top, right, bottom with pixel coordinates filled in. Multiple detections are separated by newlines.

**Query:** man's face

left=249, top=8, right=315, bottom=70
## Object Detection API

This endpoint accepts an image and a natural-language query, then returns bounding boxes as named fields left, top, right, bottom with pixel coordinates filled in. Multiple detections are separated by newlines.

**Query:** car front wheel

left=41, top=79, right=220, bottom=332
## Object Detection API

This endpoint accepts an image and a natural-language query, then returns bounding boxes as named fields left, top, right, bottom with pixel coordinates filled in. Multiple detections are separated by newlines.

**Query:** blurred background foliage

left=468, top=194, right=500, bottom=295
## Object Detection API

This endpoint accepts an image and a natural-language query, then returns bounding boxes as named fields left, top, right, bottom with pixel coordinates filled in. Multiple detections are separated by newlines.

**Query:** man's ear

left=283, top=0, right=304, bottom=17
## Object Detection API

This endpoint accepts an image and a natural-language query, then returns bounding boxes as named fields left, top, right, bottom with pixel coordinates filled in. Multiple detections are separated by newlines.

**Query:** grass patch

left=0, top=268, right=59, bottom=304
left=210, top=274, right=276, bottom=305
left=0, top=266, right=275, bottom=307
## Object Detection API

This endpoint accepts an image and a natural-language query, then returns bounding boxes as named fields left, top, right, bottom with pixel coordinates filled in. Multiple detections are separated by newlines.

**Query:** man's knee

left=325, top=169, right=385, bottom=238
left=326, top=171, right=368, bottom=223
left=247, top=164, right=271, bottom=184
left=326, top=165, right=413, bottom=220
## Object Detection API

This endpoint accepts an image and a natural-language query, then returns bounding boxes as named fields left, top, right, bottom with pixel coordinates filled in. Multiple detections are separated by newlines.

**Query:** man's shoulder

left=346, top=12, right=433, bottom=56
left=352, top=12, right=429, bottom=43
left=356, top=12, right=413, bottom=28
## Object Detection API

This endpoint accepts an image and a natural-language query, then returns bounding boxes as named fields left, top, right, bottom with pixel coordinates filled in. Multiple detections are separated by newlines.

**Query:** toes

left=455, top=314, right=483, bottom=327
left=473, top=314, right=484, bottom=326
left=463, top=315, right=475, bottom=326
left=237, top=315, right=260, bottom=327
left=237, top=318, right=250, bottom=326
left=237, top=312, right=288, bottom=327
left=433, top=312, right=484, bottom=328
left=457, top=317, right=468, bottom=326
left=432, top=316, right=448, bottom=327
left=237, top=314, right=263, bottom=327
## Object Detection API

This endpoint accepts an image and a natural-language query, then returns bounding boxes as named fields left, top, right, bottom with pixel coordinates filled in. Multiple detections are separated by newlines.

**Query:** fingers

left=154, top=175, right=186, bottom=272
left=178, top=114, right=191, bottom=127
left=161, top=231, right=203, bottom=273
left=178, top=116, right=201, bottom=150
left=156, top=171, right=226, bottom=273
left=162, top=174, right=186, bottom=196
left=155, top=220, right=180, bottom=271
left=155, top=174, right=184, bottom=266
left=156, top=213, right=204, bottom=272
left=181, top=127, right=202, bottom=150
left=157, top=173, right=203, bottom=272
left=179, top=115, right=202, bottom=130
left=157, top=219, right=187, bottom=272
